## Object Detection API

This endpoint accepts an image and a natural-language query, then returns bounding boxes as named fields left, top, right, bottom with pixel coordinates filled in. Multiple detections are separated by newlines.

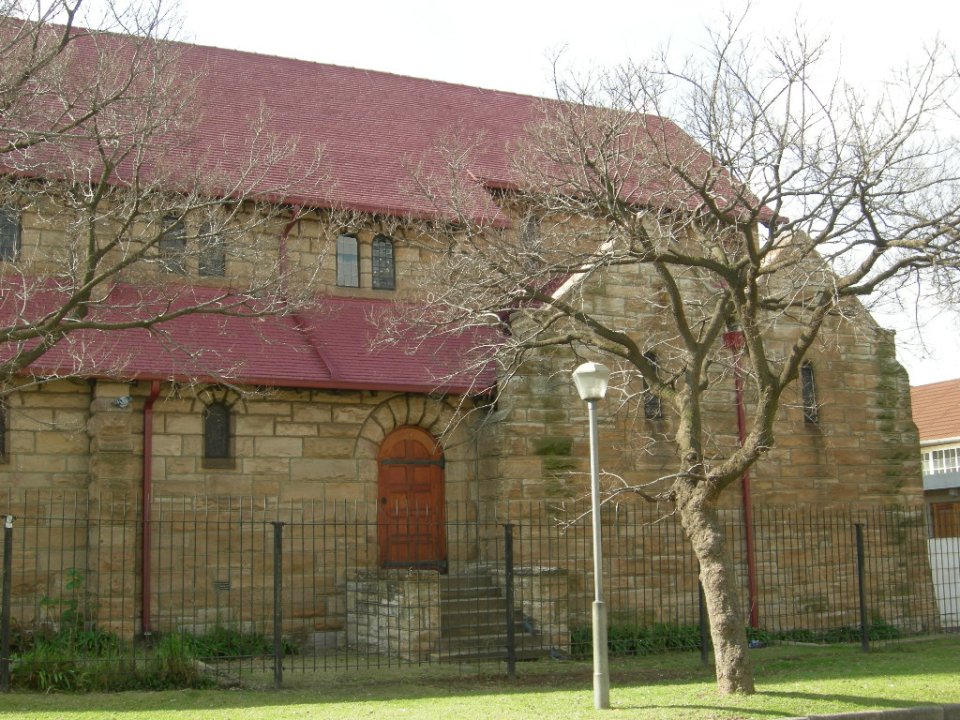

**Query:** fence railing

left=0, top=491, right=956, bottom=690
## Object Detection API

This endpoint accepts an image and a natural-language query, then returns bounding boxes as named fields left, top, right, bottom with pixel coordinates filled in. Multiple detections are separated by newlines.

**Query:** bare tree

left=401, top=13, right=960, bottom=694
left=0, top=1, right=324, bottom=388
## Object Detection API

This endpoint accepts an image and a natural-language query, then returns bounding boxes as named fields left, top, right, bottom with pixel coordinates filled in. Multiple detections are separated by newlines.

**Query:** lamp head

left=572, top=362, right=610, bottom=401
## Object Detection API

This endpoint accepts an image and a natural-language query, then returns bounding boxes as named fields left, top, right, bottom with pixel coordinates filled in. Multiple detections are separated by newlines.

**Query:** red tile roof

left=0, top=28, right=764, bottom=393
left=910, top=379, right=960, bottom=442
left=8, top=26, right=757, bottom=224
left=0, top=282, right=496, bottom=394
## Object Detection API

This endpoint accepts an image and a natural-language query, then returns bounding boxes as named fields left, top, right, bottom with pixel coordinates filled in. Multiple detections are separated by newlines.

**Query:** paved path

left=782, top=705, right=960, bottom=720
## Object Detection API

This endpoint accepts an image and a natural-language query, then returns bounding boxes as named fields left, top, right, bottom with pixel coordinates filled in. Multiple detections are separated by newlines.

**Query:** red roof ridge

left=171, top=36, right=556, bottom=102
left=911, top=378, right=960, bottom=392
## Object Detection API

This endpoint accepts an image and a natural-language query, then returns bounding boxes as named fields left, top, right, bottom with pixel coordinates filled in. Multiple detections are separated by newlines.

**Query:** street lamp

left=572, top=361, right=610, bottom=710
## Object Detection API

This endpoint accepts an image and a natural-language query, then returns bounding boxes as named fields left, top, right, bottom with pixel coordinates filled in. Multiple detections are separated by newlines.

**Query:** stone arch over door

left=377, top=425, right=446, bottom=570
left=355, top=394, right=479, bottom=566
left=355, top=395, right=473, bottom=495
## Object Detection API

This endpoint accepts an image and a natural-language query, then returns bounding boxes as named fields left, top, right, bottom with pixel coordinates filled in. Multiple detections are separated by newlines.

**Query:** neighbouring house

left=911, top=379, right=960, bottom=536
left=910, top=378, right=960, bottom=629
left=0, top=26, right=933, bottom=655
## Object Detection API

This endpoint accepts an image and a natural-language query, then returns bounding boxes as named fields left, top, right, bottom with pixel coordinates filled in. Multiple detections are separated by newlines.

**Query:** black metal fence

left=0, top=491, right=956, bottom=690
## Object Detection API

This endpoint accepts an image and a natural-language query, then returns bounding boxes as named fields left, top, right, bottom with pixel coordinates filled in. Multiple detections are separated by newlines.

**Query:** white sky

left=167, top=0, right=960, bottom=386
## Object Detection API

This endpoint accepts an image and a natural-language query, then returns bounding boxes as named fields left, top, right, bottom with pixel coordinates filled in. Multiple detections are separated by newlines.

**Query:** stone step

left=441, top=597, right=506, bottom=613
left=441, top=619, right=527, bottom=638
left=436, top=569, right=543, bottom=662
left=442, top=609, right=512, bottom=629
left=431, top=647, right=548, bottom=662
left=432, top=635, right=549, bottom=662
left=440, top=575, right=498, bottom=594
left=440, top=585, right=501, bottom=600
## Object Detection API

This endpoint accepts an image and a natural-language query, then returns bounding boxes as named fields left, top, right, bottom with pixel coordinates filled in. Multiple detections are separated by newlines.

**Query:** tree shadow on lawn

left=1, top=642, right=957, bottom=716
left=615, top=691, right=924, bottom=717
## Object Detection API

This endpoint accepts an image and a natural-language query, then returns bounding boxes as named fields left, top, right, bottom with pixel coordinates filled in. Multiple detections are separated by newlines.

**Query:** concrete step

left=441, top=597, right=507, bottom=613
left=440, top=585, right=501, bottom=600
left=436, top=569, right=542, bottom=662
left=431, top=646, right=548, bottom=662
left=442, top=620, right=527, bottom=638
left=432, top=635, right=549, bottom=662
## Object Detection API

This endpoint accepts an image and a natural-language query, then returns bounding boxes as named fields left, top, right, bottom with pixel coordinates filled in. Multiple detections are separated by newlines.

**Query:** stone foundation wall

left=346, top=570, right=441, bottom=661
left=488, top=564, right=569, bottom=651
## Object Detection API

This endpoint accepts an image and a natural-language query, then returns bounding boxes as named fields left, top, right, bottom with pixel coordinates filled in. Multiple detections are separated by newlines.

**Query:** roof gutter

left=920, top=437, right=960, bottom=447
left=141, top=379, right=161, bottom=637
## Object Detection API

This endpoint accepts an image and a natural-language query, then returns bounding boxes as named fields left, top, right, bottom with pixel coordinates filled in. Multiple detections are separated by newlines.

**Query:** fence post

left=1, top=515, right=12, bottom=692
left=855, top=522, right=870, bottom=653
left=504, top=523, right=516, bottom=678
left=698, top=577, right=709, bottom=666
left=272, top=521, right=284, bottom=689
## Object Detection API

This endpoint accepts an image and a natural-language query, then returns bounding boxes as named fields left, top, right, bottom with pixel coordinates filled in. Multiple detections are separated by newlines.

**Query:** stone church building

left=0, top=29, right=929, bottom=651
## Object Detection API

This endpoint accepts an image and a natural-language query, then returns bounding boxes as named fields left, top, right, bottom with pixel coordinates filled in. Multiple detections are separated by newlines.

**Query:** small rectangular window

left=371, top=234, right=395, bottom=290
left=0, top=209, right=21, bottom=261
left=926, top=448, right=960, bottom=475
left=801, top=361, right=819, bottom=424
left=198, top=223, right=226, bottom=277
left=336, top=234, right=359, bottom=287
left=160, top=216, right=187, bottom=274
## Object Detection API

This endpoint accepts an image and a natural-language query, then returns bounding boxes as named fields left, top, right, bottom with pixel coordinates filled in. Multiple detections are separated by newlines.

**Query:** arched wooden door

left=377, top=426, right=447, bottom=571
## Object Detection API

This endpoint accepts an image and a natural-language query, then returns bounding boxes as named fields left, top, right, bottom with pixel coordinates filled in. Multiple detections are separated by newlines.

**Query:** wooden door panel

left=377, top=427, right=446, bottom=569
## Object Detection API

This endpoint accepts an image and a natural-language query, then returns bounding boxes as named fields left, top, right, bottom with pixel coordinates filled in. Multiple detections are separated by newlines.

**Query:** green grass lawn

left=3, top=637, right=959, bottom=719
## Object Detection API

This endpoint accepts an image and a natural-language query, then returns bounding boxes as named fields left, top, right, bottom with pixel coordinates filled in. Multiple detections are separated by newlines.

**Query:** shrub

left=571, top=622, right=704, bottom=659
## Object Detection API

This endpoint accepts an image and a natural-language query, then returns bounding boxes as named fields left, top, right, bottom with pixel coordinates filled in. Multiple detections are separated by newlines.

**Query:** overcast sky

left=164, top=0, right=959, bottom=386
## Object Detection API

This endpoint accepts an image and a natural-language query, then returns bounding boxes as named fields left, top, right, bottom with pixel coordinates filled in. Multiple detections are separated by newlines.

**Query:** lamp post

left=572, top=361, right=610, bottom=710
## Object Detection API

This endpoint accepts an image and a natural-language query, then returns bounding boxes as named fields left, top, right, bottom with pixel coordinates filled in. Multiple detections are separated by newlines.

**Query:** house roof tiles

left=11, top=27, right=754, bottom=224
left=1, top=29, right=758, bottom=394
left=910, top=379, right=960, bottom=443
left=2, top=282, right=495, bottom=394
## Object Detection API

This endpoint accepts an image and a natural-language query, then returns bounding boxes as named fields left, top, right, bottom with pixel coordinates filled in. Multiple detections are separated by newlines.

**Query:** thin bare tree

left=0, top=1, right=326, bottom=388
left=400, top=12, right=960, bottom=694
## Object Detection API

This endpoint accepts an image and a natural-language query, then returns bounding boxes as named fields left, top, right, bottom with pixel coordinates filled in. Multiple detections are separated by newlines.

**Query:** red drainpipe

left=138, top=209, right=300, bottom=635
left=723, top=329, right=759, bottom=630
left=141, top=379, right=161, bottom=637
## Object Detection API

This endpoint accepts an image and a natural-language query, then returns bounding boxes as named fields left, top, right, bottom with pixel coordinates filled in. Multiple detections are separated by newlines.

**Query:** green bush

left=570, top=616, right=903, bottom=661
left=182, top=625, right=278, bottom=659
left=136, top=633, right=212, bottom=690
left=571, top=622, right=704, bottom=659
left=11, top=570, right=126, bottom=691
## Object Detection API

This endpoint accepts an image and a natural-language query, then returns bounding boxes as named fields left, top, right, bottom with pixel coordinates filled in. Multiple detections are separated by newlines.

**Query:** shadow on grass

left=0, top=639, right=957, bottom=716
left=614, top=691, right=925, bottom=716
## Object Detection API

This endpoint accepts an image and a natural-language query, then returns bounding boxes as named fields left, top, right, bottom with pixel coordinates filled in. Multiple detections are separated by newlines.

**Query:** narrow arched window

left=160, top=216, right=187, bottom=274
left=336, top=234, right=359, bottom=287
left=0, top=209, right=21, bottom=261
left=801, top=361, right=819, bottom=424
left=371, top=234, right=395, bottom=290
left=642, top=352, right=663, bottom=420
left=198, top=222, right=226, bottom=277
left=203, top=402, right=233, bottom=467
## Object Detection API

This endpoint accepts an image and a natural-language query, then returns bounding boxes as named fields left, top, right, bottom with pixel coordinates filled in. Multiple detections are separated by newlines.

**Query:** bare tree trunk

left=679, top=495, right=755, bottom=694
